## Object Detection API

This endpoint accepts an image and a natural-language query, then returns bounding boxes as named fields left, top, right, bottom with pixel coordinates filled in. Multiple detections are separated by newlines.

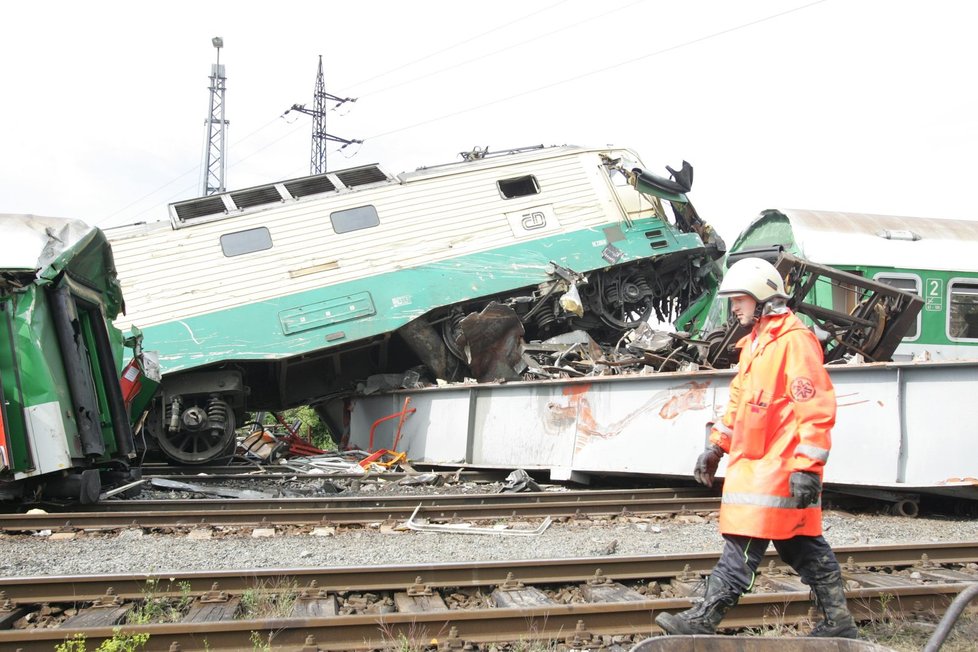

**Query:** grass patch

left=240, top=578, right=300, bottom=619
left=741, top=592, right=978, bottom=651
left=859, top=610, right=978, bottom=652
left=57, top=629, right=150, bottom=652
left=126, top=579, right=193, bottom=625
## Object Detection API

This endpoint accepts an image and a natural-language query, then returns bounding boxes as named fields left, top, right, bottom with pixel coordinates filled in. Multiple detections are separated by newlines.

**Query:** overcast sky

left=1, top=0, right=975, bottom=244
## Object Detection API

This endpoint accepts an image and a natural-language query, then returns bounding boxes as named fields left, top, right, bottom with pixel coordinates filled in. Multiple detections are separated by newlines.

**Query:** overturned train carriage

left=106, top=145, right=726, bottom=464
left=0, top=216, right=155, bottom=503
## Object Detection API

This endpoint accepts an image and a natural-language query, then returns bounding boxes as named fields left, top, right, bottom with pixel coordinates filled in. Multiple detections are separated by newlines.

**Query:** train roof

left=103, top=144, right=639, bottom=233
left=732, top=208, right=978, bottom=273
left=0, top=214, right=125, bottom=315
left=1, top=214, right=98, bottom=272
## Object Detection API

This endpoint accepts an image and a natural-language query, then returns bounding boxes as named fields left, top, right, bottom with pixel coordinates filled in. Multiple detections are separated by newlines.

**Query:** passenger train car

left=714, top=209, right=978, bottom=361
left=106, top=145, right=727, bottom=463
left=0, top=216, right=154, bottom=503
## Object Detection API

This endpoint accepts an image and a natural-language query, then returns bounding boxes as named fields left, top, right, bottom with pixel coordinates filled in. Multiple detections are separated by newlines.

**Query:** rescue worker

left=655, top=257, right=858, bottom=639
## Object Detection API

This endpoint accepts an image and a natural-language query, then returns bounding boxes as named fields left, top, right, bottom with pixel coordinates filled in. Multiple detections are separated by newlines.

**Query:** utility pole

left=201, top=37, right=229, bottom=196
left=285, top=55, right=360, bottom=175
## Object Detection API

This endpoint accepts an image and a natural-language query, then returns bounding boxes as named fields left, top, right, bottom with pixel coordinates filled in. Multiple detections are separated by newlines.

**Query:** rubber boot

left=808, top=573, right=859, bottom=638
left=655, top=576, right=740, bottom=635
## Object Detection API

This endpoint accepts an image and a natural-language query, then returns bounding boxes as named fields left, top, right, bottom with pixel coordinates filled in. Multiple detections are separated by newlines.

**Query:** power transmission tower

left=201, top=37, right=229, bottom=196
left=285, top=55, right=360, bottom=175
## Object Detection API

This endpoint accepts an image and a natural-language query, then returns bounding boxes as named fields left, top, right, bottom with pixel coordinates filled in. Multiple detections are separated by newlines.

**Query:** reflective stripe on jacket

left=709, top=310, right=836, bottom=539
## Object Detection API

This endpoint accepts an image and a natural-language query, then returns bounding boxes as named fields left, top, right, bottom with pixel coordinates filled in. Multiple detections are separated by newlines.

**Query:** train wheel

left=158, top=398, right=237, bottom=464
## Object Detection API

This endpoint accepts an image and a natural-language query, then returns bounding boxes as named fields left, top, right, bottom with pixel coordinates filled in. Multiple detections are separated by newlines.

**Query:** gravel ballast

left=2, top=509, right=975, bottom=578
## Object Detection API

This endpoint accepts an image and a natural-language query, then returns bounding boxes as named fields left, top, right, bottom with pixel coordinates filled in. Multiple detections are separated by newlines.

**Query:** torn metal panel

left=404, top=505, right=552, bottom=536
left=396, top=318, right=457, bottom=381
left=499, top=469, right=541, bottom=493
left=457, top=302, right=527, bottom=382
left=149, top=477, right=272, bottom=499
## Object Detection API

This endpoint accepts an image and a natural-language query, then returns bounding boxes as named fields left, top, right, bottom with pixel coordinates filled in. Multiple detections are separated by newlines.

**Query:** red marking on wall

left=659, top=381, right=709, bottom=419
left=543, top=380, right=712, bottom=454
left=562, top=383, right=592, bottom=397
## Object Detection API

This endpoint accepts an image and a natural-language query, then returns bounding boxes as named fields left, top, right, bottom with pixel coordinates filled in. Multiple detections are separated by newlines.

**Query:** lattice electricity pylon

left=201, top=37, right=229, bottom=196
left=285, top=55, right=359, bottom=175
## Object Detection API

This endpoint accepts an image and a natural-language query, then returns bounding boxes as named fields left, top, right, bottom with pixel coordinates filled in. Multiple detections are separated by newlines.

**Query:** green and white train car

left=721, top=208, right=978, bottom=361
left=106, top=145, right=726, bottom=463
left=0, top=216, right=154, bottom=502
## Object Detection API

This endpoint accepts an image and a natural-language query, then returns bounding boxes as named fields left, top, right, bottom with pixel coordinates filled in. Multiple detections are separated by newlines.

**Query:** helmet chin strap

left=753, top=297, right=789, bottom=325
left=750, top=302, right=765, bottom=324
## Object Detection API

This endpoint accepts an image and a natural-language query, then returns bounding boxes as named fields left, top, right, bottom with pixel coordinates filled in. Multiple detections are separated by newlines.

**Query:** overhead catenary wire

left=348, top=0, right=647, bottom=102
left=96, top=114, right=288, bottom=226
left=344, top=0, right=572, bottom=94
left=105, top=0, right=827, bottom=227
left=99, top=2, right=573, bottom=227
left=362, top=0, right=827, bottom=142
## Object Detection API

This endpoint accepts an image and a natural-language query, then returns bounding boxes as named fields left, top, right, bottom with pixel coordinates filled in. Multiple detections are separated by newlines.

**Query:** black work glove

left=693, top=444, right=724, bottom=487
left=789, top=471, right=822, bottom=508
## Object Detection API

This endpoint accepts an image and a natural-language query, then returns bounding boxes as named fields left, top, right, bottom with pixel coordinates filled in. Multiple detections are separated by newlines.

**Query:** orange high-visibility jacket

left=709, top=310, right=836, bottom=539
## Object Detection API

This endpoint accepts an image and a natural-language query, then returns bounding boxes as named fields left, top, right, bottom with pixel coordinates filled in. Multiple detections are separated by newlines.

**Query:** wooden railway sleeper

left=1, top=581, right=977, bottom=650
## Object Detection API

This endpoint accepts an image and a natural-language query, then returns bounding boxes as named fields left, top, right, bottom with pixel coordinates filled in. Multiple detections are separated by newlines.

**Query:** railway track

left=1, top=487, right=719, bottom=530
left=1, top=541, right=975, bottom=651
left=139, top=465, right=511, bottom=483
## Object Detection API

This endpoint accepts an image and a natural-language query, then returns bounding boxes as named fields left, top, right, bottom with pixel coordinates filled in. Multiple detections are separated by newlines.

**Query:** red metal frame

left=367, top=397, right=416, bottom=453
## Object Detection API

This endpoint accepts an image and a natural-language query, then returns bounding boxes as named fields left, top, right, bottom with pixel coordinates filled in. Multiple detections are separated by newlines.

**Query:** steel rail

left=71, top=486, right=714, bottom=511
left=1, top=540, right=974, bottom=604
left=0, top=583, right=971, bottom=651
left=0, top=489, right=718, bottom=530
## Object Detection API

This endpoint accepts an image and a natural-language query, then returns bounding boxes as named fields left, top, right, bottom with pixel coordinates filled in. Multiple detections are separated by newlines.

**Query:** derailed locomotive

left=105, top=145, right=728, bottom=463
left=0, top=216, right=156, bottom=503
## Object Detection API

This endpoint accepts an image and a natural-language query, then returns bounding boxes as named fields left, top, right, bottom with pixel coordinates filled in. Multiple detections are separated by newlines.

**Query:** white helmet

left=718, top=257, right=789, bottom=302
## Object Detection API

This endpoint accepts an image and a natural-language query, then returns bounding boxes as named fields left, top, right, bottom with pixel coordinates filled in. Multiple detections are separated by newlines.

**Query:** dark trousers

left=710, top=533, right=843, bottom=594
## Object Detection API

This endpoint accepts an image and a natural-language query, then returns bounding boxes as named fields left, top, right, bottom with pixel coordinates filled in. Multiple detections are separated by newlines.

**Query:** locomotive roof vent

left=169, top=164, right=392, bottom=229
left=877, top=229, right=921, bottom=241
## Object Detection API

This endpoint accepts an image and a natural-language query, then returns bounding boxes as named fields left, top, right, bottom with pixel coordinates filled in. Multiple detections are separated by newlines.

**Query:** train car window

left=331, top=205, right=380, bottom=234
left=948, top=281, right=978, bottom=340
left=220, top=227, right=273, bottom=257
left=497, top=175, right=540, bottom=199
left=876, top=275, right=921, bottom=339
